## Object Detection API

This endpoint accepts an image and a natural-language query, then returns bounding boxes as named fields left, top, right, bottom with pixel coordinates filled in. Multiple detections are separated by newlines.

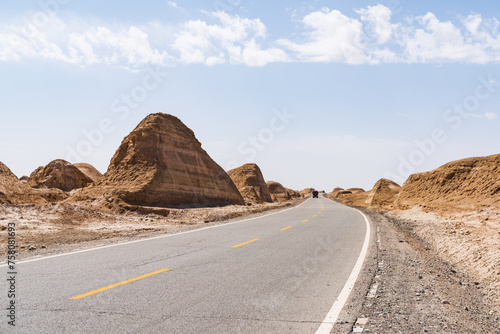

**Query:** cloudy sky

left=1, top=0, right=499, bottom=191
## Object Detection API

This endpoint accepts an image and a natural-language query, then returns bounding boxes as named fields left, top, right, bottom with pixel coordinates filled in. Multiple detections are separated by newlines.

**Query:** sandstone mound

left=286, top=188, right=301, bottom=199
left=0, top=161, right=47, bottom=205
left=346, top=188, right=365, bottom=194
left=300, top=188, right=314, bottom=197
left=266, top=181, right=291, bottom=202
left=365, top=178, right=401, bottom=209
left=73, top=163, right=102, bottom=183
left=330, top=187, right=344, bottom=198
left=397, top=153, right=500, bottom=213
left=70, top=113, right=244, bottom=207
left=28, top=159, right=93, bottom=191
left=227, top=163, right=272, bottom=204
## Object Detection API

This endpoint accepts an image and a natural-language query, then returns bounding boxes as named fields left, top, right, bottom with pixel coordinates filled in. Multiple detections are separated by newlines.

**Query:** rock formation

left=300, top=188, right=314, bottom=197
left=396, top=153, right=500, bottom=213
left=286, top=188, right=301, bottom=199
left=70, top=113, right=244, bottom=207
left=28, top=159, right=93, bottom=191
left=0, top=161, right=47, bottom=205
left=73, top=163, right=103, bottom=183
left=266, top=181, right=291, bottom=202
left=365, top=178, right=401, bottom=209
left=227, top=163, right=272, bottom=204
left=328, top=181, right=400, bottom=210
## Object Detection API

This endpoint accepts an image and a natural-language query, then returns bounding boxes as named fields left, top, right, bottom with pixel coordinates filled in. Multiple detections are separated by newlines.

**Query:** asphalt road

left=1, top=195, right=370, bottom=333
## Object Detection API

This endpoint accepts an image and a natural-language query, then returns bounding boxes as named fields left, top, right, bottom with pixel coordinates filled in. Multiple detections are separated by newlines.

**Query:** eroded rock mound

left=300, top=188, right=314, bottom=197
left=346, top=188, right=365, bottom=194
left=28, top=159, right=93, bottom=191
left=227, top=163, right=272, bottom=204
left=266, top=181, right=291, bottom=202
left=365, top=178, right=401, bottom=209
left=0, top=161, right=47, bottom=205
left=397, top=153, right=500, bottom=213
left=71, top=113, right=244, bottom=207
left=287, top=188, right=301, bottom=199
left=73, top=163, right=103, bottom=183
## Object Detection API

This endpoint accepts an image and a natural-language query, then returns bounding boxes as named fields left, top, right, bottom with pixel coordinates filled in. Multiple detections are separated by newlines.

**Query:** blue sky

left=1, top=1, right=499, bottom=191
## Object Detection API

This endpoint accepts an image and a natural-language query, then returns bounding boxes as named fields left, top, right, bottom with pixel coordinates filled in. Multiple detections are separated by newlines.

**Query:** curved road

left=1, top=195, right=371, bottom=333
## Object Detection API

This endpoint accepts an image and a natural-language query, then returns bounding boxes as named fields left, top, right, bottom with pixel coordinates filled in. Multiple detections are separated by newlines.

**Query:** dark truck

left=312, top=190, right=319, bottom=198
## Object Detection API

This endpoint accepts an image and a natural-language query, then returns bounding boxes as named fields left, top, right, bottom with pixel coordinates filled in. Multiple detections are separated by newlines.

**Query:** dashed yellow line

left=232, top=238, right=259, bottom=248
left=302, top=219, right=309, bottom=223
left=70, top=269, right=170, bottom=300
left=281, top=226, right=293, bottom=231
left=313, top=215, right=317, bottom=217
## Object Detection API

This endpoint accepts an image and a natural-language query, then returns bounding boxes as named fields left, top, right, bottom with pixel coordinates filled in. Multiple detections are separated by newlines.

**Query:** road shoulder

left=349, top=208, right=499, bottom=333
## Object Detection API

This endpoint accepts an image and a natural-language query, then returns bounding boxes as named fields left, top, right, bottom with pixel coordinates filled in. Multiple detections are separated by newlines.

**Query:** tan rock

left=28, top=159, right=93, bottom=191
left=70, top=113, right=244, bottom=207
left=227, top=163, right=272, bottom=204
left=365, top=178, right=401, bottom=209
left=396, top=153, right=500, bottom=213
left=266, top=181, right=291, bottom=202
left=73, top=163, right=103, bottom=183
left=0, top=161, right=47, bottom=205
left=300, top=188, right=315, bottom=197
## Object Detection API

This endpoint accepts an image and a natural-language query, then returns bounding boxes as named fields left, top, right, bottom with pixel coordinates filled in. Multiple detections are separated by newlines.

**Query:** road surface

left=1, top=195, right=371, bottom=333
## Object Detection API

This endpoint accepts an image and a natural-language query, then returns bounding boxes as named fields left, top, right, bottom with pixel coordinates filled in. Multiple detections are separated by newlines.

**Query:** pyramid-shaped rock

left=227, top=163, right=272, bottom=203
left=72, top=113, right=244, bottom=207
left=365, top=178, right=401, bottom=209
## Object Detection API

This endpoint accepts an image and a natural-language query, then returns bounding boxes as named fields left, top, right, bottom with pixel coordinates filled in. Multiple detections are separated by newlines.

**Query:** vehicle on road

left=312, top=190, right=319, bottom=198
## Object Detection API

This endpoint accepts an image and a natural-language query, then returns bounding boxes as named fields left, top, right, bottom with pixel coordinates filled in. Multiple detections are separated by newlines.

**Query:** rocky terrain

left=28, top=159, right=93, bottom=191
left=328, top=153, right=500, bottom=319
left=0, top=113, right=306, bottom=258
left=396, top=153, right=500, bottom=214
left=266, top=181, right=295, bottom=202
left=69, top=113, right=244, bottom=208
left=227, top=163, right=272, bottom=204
left=73, top=162, right=103, bottom=183
left=0, top=161, right=49, bottom=205
left=327, top=179, right=400, bottom=210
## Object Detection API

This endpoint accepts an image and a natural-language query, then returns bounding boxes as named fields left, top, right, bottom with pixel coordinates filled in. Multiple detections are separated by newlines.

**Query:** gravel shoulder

left=343, top=207, right=499, bottom=333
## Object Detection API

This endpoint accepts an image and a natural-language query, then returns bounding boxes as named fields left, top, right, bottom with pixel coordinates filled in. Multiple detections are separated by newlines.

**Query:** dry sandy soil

left=0, top=200, right=299, bottom=259
left=345, top=208, right=500, bottom=333
left=387, top=206, right=500, bottom=309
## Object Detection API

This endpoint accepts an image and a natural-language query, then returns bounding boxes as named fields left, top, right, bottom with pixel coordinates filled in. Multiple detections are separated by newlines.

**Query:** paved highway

left=1, top=195, right=371, bottom=333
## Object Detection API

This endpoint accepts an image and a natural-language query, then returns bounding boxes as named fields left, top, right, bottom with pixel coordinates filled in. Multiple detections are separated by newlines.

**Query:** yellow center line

left=302, top=219, right=309, bottom=223
left=281, top=226, right=293, bottom=231
left=232, top=238, right=259, bottom=248
left=320, top=199, right=325, bottom=210
left=318, top=211, right=322, bottom=214
left=313, top=214, right=317, bottom=217
left=70, top=268, right=170, bottom=300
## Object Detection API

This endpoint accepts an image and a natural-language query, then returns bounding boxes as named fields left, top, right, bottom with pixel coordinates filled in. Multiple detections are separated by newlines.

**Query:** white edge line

left=314, top=208, right=371, bottom=334
left=0, top=199, right=310, bottom=267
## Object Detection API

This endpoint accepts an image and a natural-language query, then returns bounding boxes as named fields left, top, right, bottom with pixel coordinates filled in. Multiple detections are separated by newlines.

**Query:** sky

left=1, top=0, right=499, bottom=192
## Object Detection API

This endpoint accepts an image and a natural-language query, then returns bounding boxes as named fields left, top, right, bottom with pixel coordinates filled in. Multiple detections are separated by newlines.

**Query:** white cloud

left=167, top=1, right=178, bottom=9
left=401, top=12, right=491, bottom=63
left=172, top=11, right=288, bottom=66
left=469, top=112, right=498, bottom=120
left=484, top=112, right=498, bottom=120
left=1, top=7, right=500, bottom=68
left=356, top=4, right=395, bottom=44
left=277, top=8, right=367, bottom=64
